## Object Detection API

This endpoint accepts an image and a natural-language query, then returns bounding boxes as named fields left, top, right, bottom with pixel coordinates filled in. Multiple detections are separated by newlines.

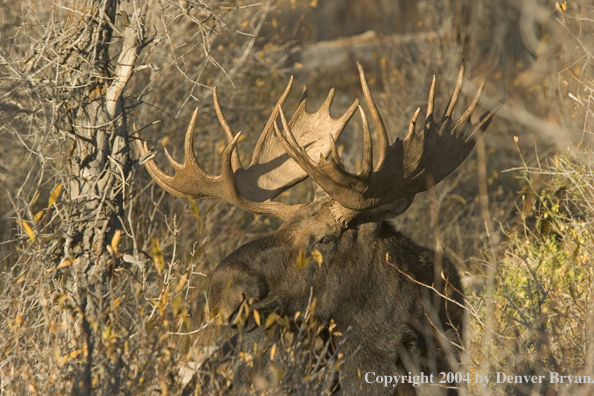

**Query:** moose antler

left=274, top=61, right=505, bottom=223
left=136, top=79, right=359, bottom=220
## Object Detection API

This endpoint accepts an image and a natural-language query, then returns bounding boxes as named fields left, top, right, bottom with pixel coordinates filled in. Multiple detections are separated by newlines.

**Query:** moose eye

left=319, top=236, right=334, bottom=245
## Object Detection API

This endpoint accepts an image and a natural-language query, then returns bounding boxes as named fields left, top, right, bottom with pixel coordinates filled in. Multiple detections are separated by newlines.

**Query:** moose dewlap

left=137, top=62, right=503, bottom=396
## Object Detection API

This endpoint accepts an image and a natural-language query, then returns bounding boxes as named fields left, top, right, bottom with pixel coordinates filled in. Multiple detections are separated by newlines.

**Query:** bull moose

left=137, top=62, right=502, bottom=395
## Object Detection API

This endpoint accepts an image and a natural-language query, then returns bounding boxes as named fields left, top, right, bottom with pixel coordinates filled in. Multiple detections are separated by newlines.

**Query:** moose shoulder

left=137, top=62, right=503, bottom=395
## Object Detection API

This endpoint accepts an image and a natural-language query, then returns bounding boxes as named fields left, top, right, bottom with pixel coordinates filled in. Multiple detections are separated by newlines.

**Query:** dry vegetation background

left=0, top=0, right=593, bottom=395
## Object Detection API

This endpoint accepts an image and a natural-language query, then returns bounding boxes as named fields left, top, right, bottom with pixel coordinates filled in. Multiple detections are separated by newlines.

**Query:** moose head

left=137, top=62, right=502, bottom=395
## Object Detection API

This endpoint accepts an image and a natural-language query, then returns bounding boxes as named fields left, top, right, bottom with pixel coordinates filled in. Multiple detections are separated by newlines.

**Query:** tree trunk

left=64, top=0, right=142, bottom=301
left=57, top=1, right=144, bottom=392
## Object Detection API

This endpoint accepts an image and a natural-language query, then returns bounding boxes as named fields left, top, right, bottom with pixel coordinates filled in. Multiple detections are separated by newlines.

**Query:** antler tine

left=184, top=108, right=205, bottom=173
left=405, top=107, right=421, bottom=141
left=357, top=105, right=373, bottom=181
left=213, top=87, right=241, bottom=171
left=470, top=94, right=506, bottom=140
left=329, top=133, right=341, bottom=165
left=273, top=106, right=317, bottom=173
left=357, top=62, right=389, bottom=171
left=339, top=97, right=360, bottom=126
left=163, top=147, right=183, bottom=169
left=289, top=85, right=358, bottom=135
left=251, top=76, right=294, bottom=166
left=426, top=75, right=436, bottom=118
left=444, top=60, right=465, bottom=118
left=219, top=132, right=251, bottom=205
left=320, top=88, right=336, bottom=112
left=222, top=132, right=242, bottom=179
left=137, top=141, right=188, bottom=198
left=134, top=109, right=208, bottom=200
left=456, top=80, right=484, bottom=130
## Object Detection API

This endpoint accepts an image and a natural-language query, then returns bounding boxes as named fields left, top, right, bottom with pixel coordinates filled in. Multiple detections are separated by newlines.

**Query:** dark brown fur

left=207, top=199, right=464, bottom=395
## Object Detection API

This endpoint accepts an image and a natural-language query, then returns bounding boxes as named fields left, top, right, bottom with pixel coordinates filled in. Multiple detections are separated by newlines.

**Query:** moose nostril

left=228, top=293, right=247, bottom=324
left=210, top=290, right=246, bottom=326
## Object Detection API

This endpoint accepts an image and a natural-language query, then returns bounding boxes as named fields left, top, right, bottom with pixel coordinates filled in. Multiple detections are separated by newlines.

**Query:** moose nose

left=209, top=290, right=246, bottom=326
